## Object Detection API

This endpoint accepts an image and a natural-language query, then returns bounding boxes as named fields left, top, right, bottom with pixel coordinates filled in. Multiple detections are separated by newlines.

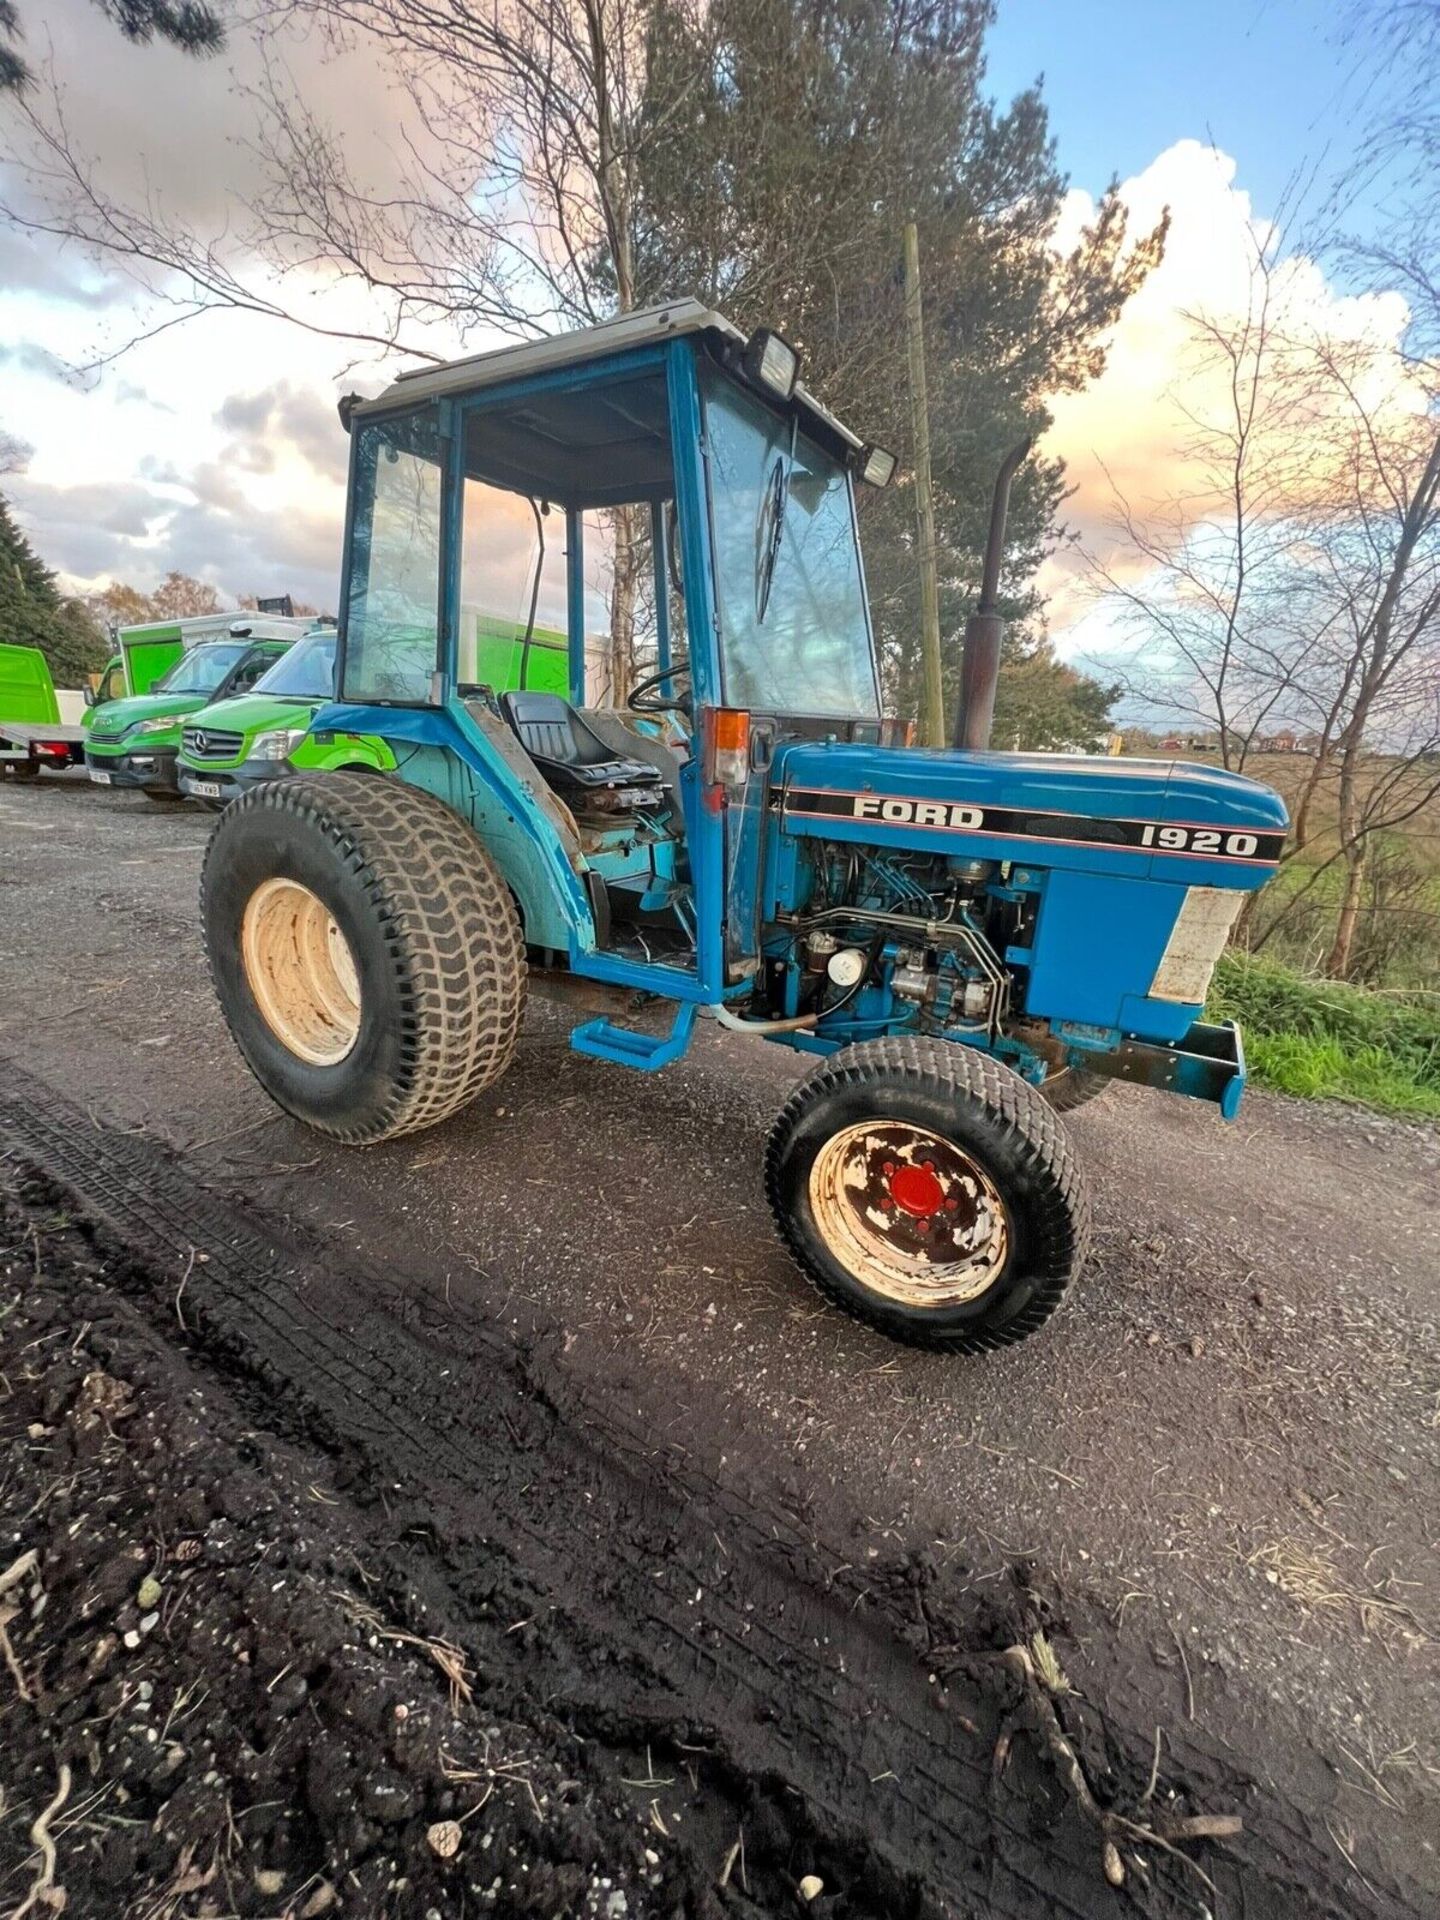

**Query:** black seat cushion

left=500, top=691, right=663, bottom=800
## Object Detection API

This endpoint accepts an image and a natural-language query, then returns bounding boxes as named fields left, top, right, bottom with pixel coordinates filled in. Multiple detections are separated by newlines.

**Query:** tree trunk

left=1326, top=841, right=1367, bottom=980
left=607, top=504, right=640, bottom=707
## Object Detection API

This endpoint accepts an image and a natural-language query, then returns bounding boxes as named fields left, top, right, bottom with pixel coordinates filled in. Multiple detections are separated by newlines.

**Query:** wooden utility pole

left=903, top=220, right=945, bottom=748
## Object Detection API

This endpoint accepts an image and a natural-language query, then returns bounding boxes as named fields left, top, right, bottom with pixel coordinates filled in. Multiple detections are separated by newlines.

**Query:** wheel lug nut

left=882, top=1161, right=896, bottom=1176
left=944, top=1197, right=959, bottom=1212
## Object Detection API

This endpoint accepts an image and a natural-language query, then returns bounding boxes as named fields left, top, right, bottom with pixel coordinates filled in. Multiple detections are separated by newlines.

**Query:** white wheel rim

left=808, top=1120, right=1009, bottom=1309
left=240, top=877, right=361, bottom=1066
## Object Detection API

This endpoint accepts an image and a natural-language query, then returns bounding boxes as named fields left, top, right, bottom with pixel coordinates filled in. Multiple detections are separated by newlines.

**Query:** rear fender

left=313, top=699, right=596, bottom=953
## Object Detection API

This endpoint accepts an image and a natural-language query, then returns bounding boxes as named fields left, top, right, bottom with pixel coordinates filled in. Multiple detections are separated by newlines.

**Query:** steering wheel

left=628, top=661, right=692, bottom=714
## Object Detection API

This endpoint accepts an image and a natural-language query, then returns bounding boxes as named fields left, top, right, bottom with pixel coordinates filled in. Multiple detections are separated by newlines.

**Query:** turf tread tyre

left=1042, top=1066, right=1108, bottom=1113
left=765, top=1037, right=1089, bottom=1352
left=201, top=772, right=524, bottom=1143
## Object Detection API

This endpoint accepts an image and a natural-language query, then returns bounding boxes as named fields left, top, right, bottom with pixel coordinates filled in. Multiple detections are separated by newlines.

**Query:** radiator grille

left=182, top=725, right=245, bottom=762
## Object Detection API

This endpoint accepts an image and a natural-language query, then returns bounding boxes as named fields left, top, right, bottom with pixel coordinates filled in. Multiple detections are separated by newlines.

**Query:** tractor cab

left=323, top=300, right=895, bottom=1005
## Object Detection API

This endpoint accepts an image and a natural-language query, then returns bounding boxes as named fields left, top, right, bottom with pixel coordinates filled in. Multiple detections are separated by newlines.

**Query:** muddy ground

left=1, top=769, right=1437, bottom=1918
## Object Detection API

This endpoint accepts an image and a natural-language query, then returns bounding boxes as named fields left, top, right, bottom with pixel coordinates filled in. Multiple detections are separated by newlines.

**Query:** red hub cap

left=887, top=1162, right=945, bottom=1219
left=807, top=1120, right=1011, bottom=1309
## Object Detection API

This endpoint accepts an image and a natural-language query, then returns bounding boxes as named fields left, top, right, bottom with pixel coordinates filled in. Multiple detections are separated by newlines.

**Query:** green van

left=177, top=616, right=569, bottom=803
left=84, top=633, right=296, bottom=799
left=177, top=630, right=396, bottom=802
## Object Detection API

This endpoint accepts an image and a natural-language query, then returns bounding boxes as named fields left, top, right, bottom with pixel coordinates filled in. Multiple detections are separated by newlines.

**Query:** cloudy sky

left=0, top=0, right=1412, bottom=642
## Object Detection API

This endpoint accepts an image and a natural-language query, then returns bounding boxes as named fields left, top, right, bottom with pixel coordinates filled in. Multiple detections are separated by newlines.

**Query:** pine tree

left=633, top=0, right=1158, bottom=747
left=1, top=1, right=223, bottom=94
left=0, top=494, right=107, bottom=685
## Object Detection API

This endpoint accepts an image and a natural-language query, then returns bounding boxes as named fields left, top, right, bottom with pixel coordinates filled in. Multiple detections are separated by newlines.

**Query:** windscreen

left=701, top=367, right=879, bottom=719
left=154, top=642, right=248, bottom=696
left=253, top=632, right=337, bottom=700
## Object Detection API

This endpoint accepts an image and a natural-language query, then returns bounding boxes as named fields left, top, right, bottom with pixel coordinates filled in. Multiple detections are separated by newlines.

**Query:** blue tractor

left=201, top=301, right=1287, bottom=1352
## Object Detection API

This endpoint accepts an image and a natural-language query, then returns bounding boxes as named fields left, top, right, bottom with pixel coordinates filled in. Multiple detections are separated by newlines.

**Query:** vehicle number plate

left=90, top=769, right=112, bottom=785
left=189, top=780, right=222, bottom=799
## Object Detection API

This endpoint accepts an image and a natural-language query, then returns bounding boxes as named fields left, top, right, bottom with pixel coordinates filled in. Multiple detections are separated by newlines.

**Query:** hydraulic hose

left=709, top=1002, right=819, bottom=1036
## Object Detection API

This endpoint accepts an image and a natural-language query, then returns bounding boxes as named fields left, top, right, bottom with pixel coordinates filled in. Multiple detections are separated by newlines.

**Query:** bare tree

left=1095, top=239, right=1440, bottom=977
left=1339, top=2, right=1440, bottom=356
left=2, top=0, right=691, bottom=696
left=1301, top=349, right=1440, bottom=975
left=1091, top=227, right=1359, bottom=859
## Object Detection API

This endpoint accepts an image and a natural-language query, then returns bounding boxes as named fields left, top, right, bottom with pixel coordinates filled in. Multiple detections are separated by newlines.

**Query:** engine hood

left=771, top=741, right=1289, bottom=885
left=87, top=691, right=207, bottom=736
left=186, top=692, right=321, bottom=738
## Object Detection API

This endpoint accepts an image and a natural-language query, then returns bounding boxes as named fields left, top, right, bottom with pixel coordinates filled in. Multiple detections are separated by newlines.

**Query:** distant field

left=1165, top=749, right=1440, bottom=991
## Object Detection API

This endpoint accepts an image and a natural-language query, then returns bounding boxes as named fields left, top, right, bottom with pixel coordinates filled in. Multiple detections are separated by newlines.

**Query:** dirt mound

left=0, top=1181, right=686, bottom=1918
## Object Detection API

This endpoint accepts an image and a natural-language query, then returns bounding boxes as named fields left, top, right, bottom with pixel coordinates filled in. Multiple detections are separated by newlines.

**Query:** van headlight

left=247, top=728, right=308, bottom=763
left=130, top=716, right=176, bottom=735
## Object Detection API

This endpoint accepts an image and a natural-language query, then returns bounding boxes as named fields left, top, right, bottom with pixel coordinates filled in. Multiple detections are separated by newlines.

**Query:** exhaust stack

left=954, top=437, right=1030, bottom=751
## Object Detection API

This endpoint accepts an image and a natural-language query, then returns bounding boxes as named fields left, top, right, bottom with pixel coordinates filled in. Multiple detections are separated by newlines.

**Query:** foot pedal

left=569, top=1001, right=697, bottom=1072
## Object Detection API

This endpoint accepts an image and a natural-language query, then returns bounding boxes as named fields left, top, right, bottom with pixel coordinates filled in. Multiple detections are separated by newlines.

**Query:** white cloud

left=0, top=2, right=519, bottom=610
left=1041, top=139, right=1418, bottom=644
left=7, top=26, right=1418, bottom=659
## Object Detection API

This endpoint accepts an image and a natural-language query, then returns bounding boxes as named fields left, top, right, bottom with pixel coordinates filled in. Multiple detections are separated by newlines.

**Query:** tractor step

left=569, top=1001, right=698, bottom=1073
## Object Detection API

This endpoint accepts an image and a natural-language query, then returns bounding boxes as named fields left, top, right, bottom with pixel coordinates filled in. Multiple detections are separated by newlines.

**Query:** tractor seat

left=500, top=691, right=665, bottom=811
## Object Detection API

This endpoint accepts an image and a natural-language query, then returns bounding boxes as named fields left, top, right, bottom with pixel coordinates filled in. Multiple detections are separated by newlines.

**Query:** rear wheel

left=1042, top=1066, right=1108, bottom=1113
left=201, top=772, right=525, bottom=1142
left=765, top=1038, right=1089, bottom=1351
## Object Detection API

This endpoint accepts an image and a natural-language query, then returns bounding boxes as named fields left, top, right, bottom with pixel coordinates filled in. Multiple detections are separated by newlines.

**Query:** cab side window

left=343, top=407, right=444, bottom=704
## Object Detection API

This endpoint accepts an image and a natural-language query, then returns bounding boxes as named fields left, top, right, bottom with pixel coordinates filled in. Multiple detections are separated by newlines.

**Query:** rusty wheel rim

left=241, top=878, right=361, bottom=1067
left=807, top=1120, right=1009, bottom=1309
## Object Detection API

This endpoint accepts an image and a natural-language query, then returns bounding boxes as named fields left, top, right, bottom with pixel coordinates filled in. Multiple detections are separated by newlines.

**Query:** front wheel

left=765, top=1039, right=1090, bottom=1352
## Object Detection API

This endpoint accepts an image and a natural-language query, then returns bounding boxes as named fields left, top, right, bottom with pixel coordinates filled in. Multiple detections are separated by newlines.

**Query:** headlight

left=247, top=728, right=308, bottom=763
left=1150, top=888, right=1244, bottom=1002
left=130, top=716, right=177, bottom=735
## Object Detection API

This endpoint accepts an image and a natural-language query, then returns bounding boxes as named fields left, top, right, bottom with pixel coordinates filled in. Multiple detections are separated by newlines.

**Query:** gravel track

left=1, top=769, right=1437, bottom=1915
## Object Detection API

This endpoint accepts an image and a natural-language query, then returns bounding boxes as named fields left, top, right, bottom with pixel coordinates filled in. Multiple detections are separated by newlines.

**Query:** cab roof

left=346, top=299, right=867, bottom=456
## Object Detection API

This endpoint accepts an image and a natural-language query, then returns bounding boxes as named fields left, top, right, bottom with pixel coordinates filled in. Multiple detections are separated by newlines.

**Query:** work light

left=744, top=328, right=800, bottom=401
left=859, top=445, right=897, bottom=488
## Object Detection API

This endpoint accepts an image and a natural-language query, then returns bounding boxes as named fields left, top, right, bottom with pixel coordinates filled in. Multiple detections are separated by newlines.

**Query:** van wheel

left=765, top=1038, right=1089, bottom=1352
left=201, top=772, right=525, bottom=1143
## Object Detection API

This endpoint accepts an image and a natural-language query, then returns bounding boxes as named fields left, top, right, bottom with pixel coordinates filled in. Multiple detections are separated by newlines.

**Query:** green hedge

left=1208, top=952, right=1440, bottom=1116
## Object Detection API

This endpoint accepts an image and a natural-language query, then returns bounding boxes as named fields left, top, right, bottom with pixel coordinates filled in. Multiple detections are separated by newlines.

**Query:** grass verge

left=1208, top=951, right=1440, bottom=1118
